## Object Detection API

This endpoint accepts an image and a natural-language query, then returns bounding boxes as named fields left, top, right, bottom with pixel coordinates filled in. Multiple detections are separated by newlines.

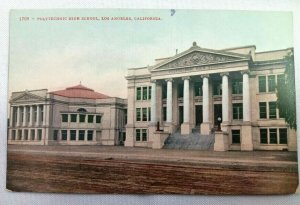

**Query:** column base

left=181, top=123, right=191, bottom=135
left=200, top=122, right=211, bottom=135
left=214, top=131, right=229, bottom=151
left=241, top=124, right=253, bottom=151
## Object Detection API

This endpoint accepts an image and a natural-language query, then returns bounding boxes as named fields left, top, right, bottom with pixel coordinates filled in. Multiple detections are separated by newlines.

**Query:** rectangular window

left=62, top=114, right=68, bottom=122
left=142, top=129, right=147, bottom=141
left=88, top=115, right=94, bottom=123
left=142, top=87, right=147, bottom=100
left=259, top=76, right=266, bottom=92
left=18, top=130, right=22, bottom=140
left=260, top=128, right=268, bottom=144
left=96, top=115, right=101, bottom=123
left=38, top=129, right=42, bottom=141
left=71, top=114, right=77, bottom=122
left=268, top=75, right=276, bottom=92
left=279, top=128, right=288, bottom=144
left=136, top=108, right=141, bottom=121
left=12, top=130, right=16, bottom=140
left=213, top=80, right=222, bottom=95
left=232, top=103, right=243, bottom=120
left=148, top=107, right=151, bottom=122
left=70, top=130, right=76, bottom=141
left=31, top=129, right=35, bottom=140
left=231, top=130, right=240, bottom=144
left=87, top=130, right=93, bottom=141
left=61, top=130, right=67, bottom=141
left=135, top=129, right=141, bottom=141
left=269, top=128, right=277, bottom=144
left=53, top=130, right=58, bottom=141
left=148, top=86, right=151, bottom=100
left=194, top=82, right=203, bottom=96
left=136, top=87, right=141, bottom=100
left=79, top=114, right=86, bottom=123
left=259, top=102, right=267, bottom=119
left=79, top=130, right=85, bottom=141
left=232, top=79, right=243, bottom=94
left=269, top=102, right=277, bottom=119
left=142, top=108, right=147, bottom=121
left=24, top=129, right=28, bottom=140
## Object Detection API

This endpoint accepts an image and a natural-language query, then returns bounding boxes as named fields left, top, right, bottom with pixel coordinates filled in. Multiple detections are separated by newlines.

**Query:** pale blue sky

left=9, top=9, right=293, bottom=98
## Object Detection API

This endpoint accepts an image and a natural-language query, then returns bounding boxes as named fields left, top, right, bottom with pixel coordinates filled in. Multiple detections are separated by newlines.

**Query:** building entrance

left=214, top=104, right=222, bottom=127
left=195, top=105, right=203, bottom=125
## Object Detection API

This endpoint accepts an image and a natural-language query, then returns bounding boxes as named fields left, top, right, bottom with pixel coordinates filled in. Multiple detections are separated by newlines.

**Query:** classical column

left=242, top=71, right=251, bottom=121
left=16, top=106, right=20, bottom=127
left=221, top=73, right=229, bottom=123
left=183, top=77, right=190, bottom=123
left=36, top=105, right=40, bottom=126
left=9, top=106, right=13, bottom=127
left=29, top=106, right=33, bottom=126
left=166, top=78, right=173, bottom=123
left=200, top=75, right=211, bottom=135
left=23, top=106, right=27, bottom=127
left=150, top=80, right=157, bottom=123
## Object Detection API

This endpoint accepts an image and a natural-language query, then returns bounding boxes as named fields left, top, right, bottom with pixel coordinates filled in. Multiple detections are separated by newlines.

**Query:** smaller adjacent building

left=8, top=84, right=127, bottom=146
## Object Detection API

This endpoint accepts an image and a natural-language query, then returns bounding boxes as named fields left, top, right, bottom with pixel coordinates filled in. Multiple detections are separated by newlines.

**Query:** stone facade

left=125, top=42, right=297, bottom=151
left=8, top=85, right=127, bottom=146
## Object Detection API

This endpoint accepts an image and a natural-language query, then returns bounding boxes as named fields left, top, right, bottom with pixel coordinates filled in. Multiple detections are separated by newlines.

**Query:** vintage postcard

left=6, top=9, right=298, bottom=194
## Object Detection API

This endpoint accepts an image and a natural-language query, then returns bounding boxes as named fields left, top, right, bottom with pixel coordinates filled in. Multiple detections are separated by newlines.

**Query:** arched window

left=77, top=108, right=87, bottom=112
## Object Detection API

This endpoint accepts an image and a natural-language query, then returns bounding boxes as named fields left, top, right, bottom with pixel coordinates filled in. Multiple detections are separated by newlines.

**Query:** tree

left=276, top=50, right=297, bottom=130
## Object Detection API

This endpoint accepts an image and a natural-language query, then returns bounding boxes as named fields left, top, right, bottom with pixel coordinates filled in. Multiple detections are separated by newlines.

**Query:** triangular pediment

left=11, top=92, right=45, bottom=103
left=151, top=46, right=250, bottom=71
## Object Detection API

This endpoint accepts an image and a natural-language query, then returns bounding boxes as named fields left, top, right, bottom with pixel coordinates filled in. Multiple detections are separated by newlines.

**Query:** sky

left=9, top=9, right=293, bottom=98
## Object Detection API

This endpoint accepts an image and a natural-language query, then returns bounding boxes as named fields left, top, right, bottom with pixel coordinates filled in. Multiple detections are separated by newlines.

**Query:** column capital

left=182, top=76, right=190, bottom=81
left=165, top=78, right=173, bottom=82
left=241, top=70, right=250, bottom=75
left=220, top=72, right=230, bottom=77
left=201, top=74, right=210, bottom=79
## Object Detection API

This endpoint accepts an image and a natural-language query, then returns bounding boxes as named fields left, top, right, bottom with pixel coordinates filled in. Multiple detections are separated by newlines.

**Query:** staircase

left=163, top=126, right=215, bottom=150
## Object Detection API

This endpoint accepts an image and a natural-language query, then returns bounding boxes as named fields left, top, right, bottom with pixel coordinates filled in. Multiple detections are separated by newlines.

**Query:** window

left=71, top=114, right=77, bottom=122
left=148, top=108, right=151, bottom=122
left=24, top=130, right=28, bottom=140
left=194, top=82, right=202, bottom=96
left=38, top=129, right=42, bottom=141
left=61, top=130, right=67, bottom=140
left=232, top=103, right=243, bottom=120
left=79, top=130, right=85, bottom=141
left=12, top=130, right=16, bottom=140
left=88, top=115, right=94, bottom=123
left=142, top=87, right=147, bottom=100
left=96, top=115, right=101, bottom=123
left=260, top=129, right=268, bottom=144
left=177, top=84, right=183, bottom=98
left=232, top=79, right=243, bottom=94
left=142, top=108, right=147, bottom=121
left=148, top=86, right=152, bottom=100
left=31, top=129, right=35, bottom=140
left=135, top=129, right=141, bottom=141
left=231, top=130, right=240, bottom=144
left=62, top=114, right=68, bottom=122
left=268, top=102, right=277, bottom=119
left=259, top=102, right=267, bottom=119
left=18, top=130, right=22, bottom=140
left=87, top=130, right=93, bottom=141
left=279, top=128, right=288, bottom=144
left=136, top=108, right=141, bottom=121
left=70, top=130, right=76, bottom=141
left=213, top=80, right=222, bottom=95
left=53, top=130, right=58, bottom=141
left=268, top=75, right=276, bottom=92
left=258, top=76, right=266, bottom=92
left=79, top=114, right=86, bottom=123
left=269, top=128, right=277, bottom=144
left=142, top=129, right=147, bottom=141
left=136, top=87, right=141, bottom=100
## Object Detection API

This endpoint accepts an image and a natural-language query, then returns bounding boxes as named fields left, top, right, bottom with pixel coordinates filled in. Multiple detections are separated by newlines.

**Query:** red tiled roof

left=50, top=84, right=110, bottom=99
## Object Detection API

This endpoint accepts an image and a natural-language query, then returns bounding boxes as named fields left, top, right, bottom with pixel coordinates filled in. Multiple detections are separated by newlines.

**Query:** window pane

left=213, top=80, right=222, bottom=95
left=142, top=108, right=147, bottom=121
left=194, top=82, right=202, bottom=96
left=268, top=75, right=276, bottom=92
left=96, top=115, right=101, bottom=123
left=79, top=114, right=85, bottom=123
left=259, top=76, right=266, bottom=92
left=87, top=130, right=93, bottom=141
left=260, top=129, right=268, bottom=144
left=61, top=130, right=67, bottom=141
left=279, top=128, right=287, bottom=144
left=136, top=108, right=141, bottom=121
left=136, top=87, right=141, bottom=100
left=142, top=129, right=147, bottom=141
left=135, top=129, right=140, bottom=141
left=88, top=115, right=94, bottom=123
left=259, top=102, right=267, bottom=119
left=148, top=86, right=151, bottom=100
left=232, top=103, right=243, bottom=120
left=142, top=87, right=147, bottom=100
left=71, top=114, right=77, bottom=122
left=62, top=114, right=68, bottom=122
left=148, top=107, right=151, bottom=122
left=79, top=130, right=85, bottom=141
left=232, top=130, right=240, bottom=144
left=269, top=128, right=277, bottom=144
left=269, top=102, right=277, bottom=119
left=232, top=79, right=243, bottom=94
left=70, top=130, right=76, bottom=141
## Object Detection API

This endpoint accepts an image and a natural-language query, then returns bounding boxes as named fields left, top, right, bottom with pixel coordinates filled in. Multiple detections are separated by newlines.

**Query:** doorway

left=214, top=104, right=222, bottom=126
left=179, top=106, right=183, bottom=124
left=195, top=105, right=203, bottom=125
